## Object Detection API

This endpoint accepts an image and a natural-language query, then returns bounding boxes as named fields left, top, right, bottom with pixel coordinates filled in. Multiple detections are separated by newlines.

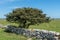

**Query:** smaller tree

left=5, top=7, right=50, bottom=28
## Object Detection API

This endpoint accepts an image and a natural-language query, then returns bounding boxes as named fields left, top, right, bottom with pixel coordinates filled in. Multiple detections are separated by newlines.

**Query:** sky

left=0, top=0, right=60, bottom=18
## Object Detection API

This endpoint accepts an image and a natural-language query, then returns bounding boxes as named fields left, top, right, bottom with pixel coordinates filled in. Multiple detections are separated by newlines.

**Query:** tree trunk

left=19, top=20, right=26, bottom=28
left=19, top=20, right=31, bottom=28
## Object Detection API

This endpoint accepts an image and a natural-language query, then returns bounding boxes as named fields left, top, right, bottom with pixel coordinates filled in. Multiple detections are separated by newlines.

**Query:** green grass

left=0, top=19, right=27, bottom=40
left=0, top=19, right=60, bottom=32
left=0, top=19, right=60, bottom=40
left=0, top=19, right=9, bottom=25
left=0, top=28, right=27, bottom=40
left=29, top=19, right=60, bottom=32
left=0, top=19, right=18, bottom=26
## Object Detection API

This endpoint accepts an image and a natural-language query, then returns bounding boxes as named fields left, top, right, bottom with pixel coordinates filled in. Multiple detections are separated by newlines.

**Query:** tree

left=5, top=7, right=50, bottom=28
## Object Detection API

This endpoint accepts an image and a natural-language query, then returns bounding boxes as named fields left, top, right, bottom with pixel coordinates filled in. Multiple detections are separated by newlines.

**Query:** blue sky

left=0, top=0, right=60, bottom=18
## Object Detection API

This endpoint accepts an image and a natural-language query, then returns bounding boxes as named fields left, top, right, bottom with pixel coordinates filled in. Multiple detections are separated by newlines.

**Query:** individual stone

left=0, top=24, right=4, bottom=28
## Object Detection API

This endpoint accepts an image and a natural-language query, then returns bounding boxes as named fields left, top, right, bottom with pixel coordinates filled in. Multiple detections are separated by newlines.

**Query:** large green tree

left=6, top=7, right=50, bottom=28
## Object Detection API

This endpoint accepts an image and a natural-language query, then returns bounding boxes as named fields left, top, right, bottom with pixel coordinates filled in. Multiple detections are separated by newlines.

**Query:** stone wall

left=5, top=25, right=60, bottom=40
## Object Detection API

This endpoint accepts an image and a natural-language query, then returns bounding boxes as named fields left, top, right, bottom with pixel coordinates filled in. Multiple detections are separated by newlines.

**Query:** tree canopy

left=6, top=7, right=50, bottom=28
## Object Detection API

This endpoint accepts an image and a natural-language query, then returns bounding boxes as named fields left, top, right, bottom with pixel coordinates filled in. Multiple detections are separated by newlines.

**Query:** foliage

left=5, top=7, right=50, bottom=28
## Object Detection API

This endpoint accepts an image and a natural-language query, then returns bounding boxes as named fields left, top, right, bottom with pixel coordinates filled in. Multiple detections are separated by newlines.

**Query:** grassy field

left=0, top=28, right=27, bottom=40
left=0, top=19, right=27, bottom=40
left=0, top=19, right=60, bottom=40
left=0, top=19, right=60, bottom=32
left=29, top=19, right=60, bottom=32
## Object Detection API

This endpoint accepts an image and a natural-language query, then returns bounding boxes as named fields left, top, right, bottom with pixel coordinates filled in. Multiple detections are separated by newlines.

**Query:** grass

left=0, top=28, right=27, bottom=40
left=0, top=19, right=18, bottom=26
left=0, top=19, right=60, bottom=40
left=0, top=19, right=27, bottom=40
left=29, top=19, right=60, bottom=32
left=0, top=19, right=60, bottom=32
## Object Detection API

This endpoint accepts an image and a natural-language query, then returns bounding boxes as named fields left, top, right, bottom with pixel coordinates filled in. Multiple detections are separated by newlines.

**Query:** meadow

left=29, top=19, right=60, bottom=32
left=0, top=19, right=60, bottom=40
left=0, top=19, right=60, bottom=32
left=0, top=28, right=27, bottom=40
left=0, top=19, right=27, bottom=40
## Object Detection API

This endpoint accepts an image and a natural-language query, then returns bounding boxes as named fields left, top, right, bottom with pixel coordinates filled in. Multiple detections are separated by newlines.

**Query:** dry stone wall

left=5, top=25, right=60, bottom=40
